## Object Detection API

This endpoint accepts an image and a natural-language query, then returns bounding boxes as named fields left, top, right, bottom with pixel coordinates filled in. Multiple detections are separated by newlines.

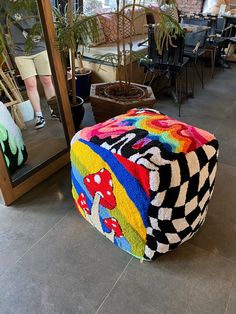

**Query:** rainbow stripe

left=79, top=108, right=215, bottom=154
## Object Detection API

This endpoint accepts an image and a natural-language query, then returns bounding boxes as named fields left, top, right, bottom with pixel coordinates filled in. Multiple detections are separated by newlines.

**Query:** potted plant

left=89, top=0, right=183, bottom=123
left=53, top=1, right=102, bottom=129
left=1, top=0, right=83, bottom=128
left=52, top=1, right=84, bottom=130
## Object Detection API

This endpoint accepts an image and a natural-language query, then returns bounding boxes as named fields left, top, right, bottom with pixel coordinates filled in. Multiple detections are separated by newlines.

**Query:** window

left=83, top=0, right=160, bottom=14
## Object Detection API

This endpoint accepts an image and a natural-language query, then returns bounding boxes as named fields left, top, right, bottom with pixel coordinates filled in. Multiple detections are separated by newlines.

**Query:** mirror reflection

left=0, top=0, right=67, bottom=184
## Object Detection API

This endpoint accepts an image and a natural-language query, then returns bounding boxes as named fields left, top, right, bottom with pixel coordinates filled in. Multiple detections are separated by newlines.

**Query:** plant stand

left=90, top=82, right=156, bottom=123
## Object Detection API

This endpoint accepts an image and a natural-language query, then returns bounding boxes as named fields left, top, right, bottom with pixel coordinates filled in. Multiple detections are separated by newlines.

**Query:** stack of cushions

left=85, top=9, right=146, bottom=46
left=81, top=5, right=179, bottom=65
left=71, top=108, right=219, bottom=260
left=82, top=5, right=179, bottom=47
left=0, top=101, right=27, bottom=174
left=81, top=7, right=158, bottom=65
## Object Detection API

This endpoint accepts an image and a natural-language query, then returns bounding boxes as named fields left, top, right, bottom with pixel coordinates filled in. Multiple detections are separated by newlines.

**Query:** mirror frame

left=0, top=0, right=75, bottom=206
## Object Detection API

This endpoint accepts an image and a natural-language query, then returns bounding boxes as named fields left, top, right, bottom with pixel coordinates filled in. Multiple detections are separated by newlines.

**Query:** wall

left=177, top=0, right=236, bottom=13
left=176, top=0, right=203, bottom=14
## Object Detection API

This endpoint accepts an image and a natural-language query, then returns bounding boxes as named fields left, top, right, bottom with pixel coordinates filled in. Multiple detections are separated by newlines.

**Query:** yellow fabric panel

left=71, top=141, right=147, bottom=241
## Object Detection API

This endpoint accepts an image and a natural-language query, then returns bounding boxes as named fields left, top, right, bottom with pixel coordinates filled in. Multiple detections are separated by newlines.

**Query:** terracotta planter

left=90, top=82, right=156, bottom=123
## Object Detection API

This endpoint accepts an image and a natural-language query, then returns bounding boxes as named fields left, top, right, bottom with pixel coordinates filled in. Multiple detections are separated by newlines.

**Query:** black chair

left=181, top=17, right=210, bottom=93
left=206, top=16, right=236, bottom=73
left=140, top=24, right=189, bottom=116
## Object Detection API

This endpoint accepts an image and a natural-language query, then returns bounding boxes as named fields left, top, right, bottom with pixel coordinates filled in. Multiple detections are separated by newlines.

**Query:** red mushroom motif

left=103, top=218, right=123, bottom=237
left=83, top=168, right=116, bottom=210
left=77, top=193, right=91, bottom=215
left=83, top=168, right=116, bottom=232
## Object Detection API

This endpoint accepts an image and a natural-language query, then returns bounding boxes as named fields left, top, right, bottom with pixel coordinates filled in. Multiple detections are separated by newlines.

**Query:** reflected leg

left=34, top=50, right=55, bottom=101
left=35, top=51, right=58, bottom=118
left=24, top=76, right=45, bottom=129
left=39, top=75, right=55, bottom=101
left=15, top=56, right=42, bottom=114
left=24, top=76, right=42, bottom=113
left=39, top=75, right=59, bottom=119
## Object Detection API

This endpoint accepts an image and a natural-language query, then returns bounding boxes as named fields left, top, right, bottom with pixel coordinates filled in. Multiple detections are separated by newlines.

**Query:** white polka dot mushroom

left=102, top=217, right=123, bottom=242
left=83, top=168, right=117, bottom=232
left=77, top=193, right=91, bottom=215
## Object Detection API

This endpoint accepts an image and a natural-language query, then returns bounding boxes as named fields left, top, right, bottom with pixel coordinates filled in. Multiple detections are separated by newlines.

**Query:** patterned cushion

left=98, top=13, right=134, bottom=43
left=71, top=108, right=219, bottom=260
left=98, top=14, right=118, bottom=43
left=119, top=13, right=135, bottom=38
left=81, top=16, right=106, bottom=47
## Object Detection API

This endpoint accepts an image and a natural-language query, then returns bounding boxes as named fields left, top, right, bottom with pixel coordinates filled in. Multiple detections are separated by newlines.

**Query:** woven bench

left=71, top=108, right=219, bottom=260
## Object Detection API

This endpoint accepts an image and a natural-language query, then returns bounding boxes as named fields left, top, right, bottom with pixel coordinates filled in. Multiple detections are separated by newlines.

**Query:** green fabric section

left=0, top=122, right=26, bottom=168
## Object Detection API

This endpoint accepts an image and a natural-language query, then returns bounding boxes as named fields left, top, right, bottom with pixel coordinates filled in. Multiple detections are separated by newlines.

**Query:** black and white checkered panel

left=144, top=139, right=219, bottom=260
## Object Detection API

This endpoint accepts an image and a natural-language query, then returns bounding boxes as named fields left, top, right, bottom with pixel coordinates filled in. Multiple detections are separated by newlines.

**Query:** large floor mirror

left=0, top=0, right=74, bottom=205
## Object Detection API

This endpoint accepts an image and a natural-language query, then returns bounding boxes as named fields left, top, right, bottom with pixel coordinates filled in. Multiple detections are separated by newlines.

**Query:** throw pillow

left=119, top=12, right=135, bottom=38
left=81, top=16, right=106, bottom=47
left=98, top=14, right=118, bottom=43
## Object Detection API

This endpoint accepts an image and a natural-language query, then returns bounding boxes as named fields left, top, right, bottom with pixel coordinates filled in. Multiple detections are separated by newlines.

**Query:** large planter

left=75, top=68, right=92, bottom=101
left=90, top=82, right=156, bottom=123
left=69, top=95, right=85, bottom=132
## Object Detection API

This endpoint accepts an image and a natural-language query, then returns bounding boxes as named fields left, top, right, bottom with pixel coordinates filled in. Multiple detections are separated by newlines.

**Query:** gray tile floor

left=0, top=64, right=236, bottom=314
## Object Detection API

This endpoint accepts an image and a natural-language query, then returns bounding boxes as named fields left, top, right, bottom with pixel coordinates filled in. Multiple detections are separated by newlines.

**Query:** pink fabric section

left=79, top=108, right=216, bottom=154
left=79, top=117, right=135, bottom=141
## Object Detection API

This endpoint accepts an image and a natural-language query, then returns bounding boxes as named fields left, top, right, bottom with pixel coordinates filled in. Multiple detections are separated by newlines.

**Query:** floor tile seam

left=95, top=257, right=133, bottom=314
left=0, top=210, right=72, bottom=282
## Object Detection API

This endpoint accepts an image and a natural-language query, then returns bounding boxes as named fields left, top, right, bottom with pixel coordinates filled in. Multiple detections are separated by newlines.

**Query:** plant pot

left=16, top=100, right=34, bottom=122
left=90, top=82, right=156, bottom=123
left=69, top=95, right=85, bottom=132
left=75, top=68, right=92, bottom=101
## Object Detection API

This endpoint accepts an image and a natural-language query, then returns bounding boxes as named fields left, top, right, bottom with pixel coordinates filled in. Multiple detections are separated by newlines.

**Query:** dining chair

left=181, top=17, right=210, bottom=94
left=140, top=24, right=189, bottom=116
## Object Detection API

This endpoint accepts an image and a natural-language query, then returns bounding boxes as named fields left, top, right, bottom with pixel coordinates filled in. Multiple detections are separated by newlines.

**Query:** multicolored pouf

left=71, top=108, right=219, bottom=260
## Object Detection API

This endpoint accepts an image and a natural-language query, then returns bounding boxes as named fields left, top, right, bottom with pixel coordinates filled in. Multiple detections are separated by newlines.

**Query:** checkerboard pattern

left=145, top=140, right=218, bottom=260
